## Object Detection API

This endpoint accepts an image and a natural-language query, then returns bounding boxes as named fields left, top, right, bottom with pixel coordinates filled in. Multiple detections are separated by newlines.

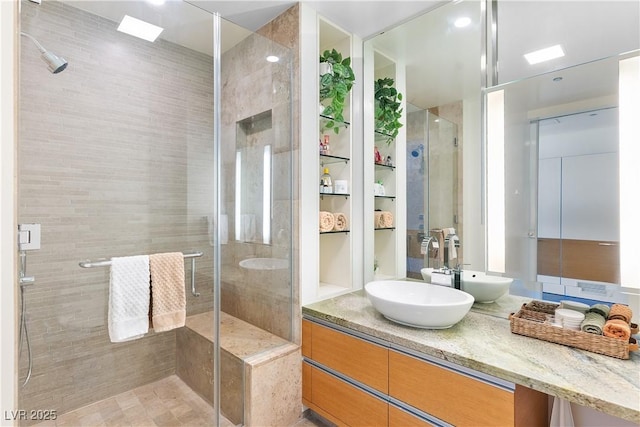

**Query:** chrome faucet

left=443, top=232, right=459, bottom=269
left=421, top=235, right=440, bottom=269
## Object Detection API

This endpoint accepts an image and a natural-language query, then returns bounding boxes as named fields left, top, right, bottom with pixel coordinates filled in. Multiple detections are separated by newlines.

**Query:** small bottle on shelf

left=323, top=135, right=331, bottom=155
left=320, top=168, right=333, bottom=194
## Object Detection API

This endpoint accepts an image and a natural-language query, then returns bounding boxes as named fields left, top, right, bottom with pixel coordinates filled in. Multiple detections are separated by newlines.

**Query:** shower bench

left=176, top=311, right=301, bottom=426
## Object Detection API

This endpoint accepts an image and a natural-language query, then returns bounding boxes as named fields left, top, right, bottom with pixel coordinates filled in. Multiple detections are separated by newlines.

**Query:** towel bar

left=78, top=251, right=203, bottom=297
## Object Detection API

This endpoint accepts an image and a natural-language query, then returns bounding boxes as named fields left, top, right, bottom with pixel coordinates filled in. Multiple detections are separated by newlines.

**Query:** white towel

left=108, top=255, right=150, bottom=343
left=208, top=214, right=228, bottom=246
left=240, top=214, right=256, bottom=241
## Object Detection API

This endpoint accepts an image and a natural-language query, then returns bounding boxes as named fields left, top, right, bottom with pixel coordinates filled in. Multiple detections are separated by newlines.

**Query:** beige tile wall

left=18, top=0, right=215, bottom=419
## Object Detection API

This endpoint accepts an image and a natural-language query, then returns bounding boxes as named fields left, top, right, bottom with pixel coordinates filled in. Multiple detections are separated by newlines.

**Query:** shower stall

left=406, top=107, right=461, bottom=279
left=17, top=1, right=297, bottom=425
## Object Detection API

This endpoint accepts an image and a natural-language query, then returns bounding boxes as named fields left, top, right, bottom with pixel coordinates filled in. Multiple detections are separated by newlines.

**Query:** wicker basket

left=510, top=301, right=638, bottom=360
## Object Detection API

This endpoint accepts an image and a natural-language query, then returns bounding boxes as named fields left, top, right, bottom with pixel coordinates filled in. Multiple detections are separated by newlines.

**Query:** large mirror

left=366, top=0, right=484, bottom=279
left=365, top=0, right=639, bottom=304
left=487, top=51, right=639, bottom=303
left=486, top=0, right=640, bottom=303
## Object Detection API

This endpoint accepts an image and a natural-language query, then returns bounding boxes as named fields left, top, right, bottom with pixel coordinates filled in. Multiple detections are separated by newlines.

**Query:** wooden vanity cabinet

left=302, top=319, right=548, bottom=427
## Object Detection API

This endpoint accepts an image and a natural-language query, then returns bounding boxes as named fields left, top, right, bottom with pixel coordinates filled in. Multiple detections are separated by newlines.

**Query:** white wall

left=0, top=0, right=17, bottom=423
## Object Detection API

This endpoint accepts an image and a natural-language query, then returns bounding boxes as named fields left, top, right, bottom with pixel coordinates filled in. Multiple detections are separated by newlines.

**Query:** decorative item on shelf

left=373, top=180, right=385, bottom=196
left=319, top=49, right=355, bottom=134
left=319, top=61, right=333, bottom=76
left=374, top=146, right=382, bottom=164
left=334, top=180, right=348, bottom=194
left=374, top=77, right=403, bottom=145
left=320, top=134, right=330, bottom=155
left=385, top=155, right=393, bottom=166
left=320, top=168, right=333, bottom=194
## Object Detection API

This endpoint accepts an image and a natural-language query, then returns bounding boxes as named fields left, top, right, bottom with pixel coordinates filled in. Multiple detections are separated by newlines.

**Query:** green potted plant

left=374, top=77, right=403, bottom=145
left=319, top=49, right=355, bottom=134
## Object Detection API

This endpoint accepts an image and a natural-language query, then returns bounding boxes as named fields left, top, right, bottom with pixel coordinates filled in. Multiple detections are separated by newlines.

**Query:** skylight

left=117, top=15, right=164, bottom=42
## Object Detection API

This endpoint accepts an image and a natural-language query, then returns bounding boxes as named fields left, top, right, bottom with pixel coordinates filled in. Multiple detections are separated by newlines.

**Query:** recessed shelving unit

left=363, top=46, right=407, bottom=283
left=315, top=16, right=356, bottom=302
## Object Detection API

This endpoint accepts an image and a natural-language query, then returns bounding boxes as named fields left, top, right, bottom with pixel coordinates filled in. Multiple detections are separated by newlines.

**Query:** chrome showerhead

left=21, top=31, right=68, bottom=74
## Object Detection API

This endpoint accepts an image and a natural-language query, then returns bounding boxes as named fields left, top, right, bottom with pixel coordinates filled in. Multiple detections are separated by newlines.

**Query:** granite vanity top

left=303, top=291, right=640, bottom=423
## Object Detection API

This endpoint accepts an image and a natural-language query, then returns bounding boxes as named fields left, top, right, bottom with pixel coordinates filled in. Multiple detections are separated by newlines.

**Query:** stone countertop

left=302, top=291, right=640, bottom=423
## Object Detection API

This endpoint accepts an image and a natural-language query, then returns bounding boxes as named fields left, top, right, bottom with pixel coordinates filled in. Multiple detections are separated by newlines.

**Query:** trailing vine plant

left=319, top=49, right=355, bottom=134
left=374, top=77, right=403, bottom=145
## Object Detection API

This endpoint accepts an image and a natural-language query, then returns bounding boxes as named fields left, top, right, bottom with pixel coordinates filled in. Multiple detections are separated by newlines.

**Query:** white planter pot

left=319, top=62, right=333, bottom=76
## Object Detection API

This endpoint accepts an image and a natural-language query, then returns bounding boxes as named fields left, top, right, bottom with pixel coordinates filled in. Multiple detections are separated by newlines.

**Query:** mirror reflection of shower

left=411, top=143, right=425, bottom=174
left=20, top=31, right=68, bottom=74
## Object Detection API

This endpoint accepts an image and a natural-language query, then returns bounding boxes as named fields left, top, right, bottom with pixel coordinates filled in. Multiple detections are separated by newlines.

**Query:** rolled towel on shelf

left=580, top=311, right=606, bottom=335
left=603, top=319, right=631, bottom=341
left=588, top=303, right=610, bottom=319
left=379, top=211, right=394, bottom=228
left=608, top=303, right=633, bottom=324
left=374, top=211, right=383, bottom=228
left=319, top=211, right=335, bottom=233
left=333, top=213, right=348, bottom=231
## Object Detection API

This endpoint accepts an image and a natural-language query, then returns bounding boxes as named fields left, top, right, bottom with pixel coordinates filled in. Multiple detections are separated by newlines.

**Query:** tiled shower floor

left=32, top=375, right=330, bottom=427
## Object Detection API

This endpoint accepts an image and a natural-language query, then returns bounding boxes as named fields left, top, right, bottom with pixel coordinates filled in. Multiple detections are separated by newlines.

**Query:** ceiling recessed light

left=524, top=45, right=565, bottom=65
left=266, top=55, right=279, bottom=63
left=117, top=15, right=163, bottom=42
left=454, top=17, right=471, bottom=28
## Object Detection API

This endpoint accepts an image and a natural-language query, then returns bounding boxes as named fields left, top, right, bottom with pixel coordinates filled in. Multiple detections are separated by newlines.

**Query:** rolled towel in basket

left=603, top=319, right=631, bottom=341
left=320, top=211, right=335, bottom=232
left=608, top=303, right=632, bottom=324
left=580, top=312, right=606, bottom=335
left=333, top=213, right=348, bottom=231
left=588, top=303, right=610, bottom=319
left=374, top=211, right=383, bottom=228
left=379, top=211, right=394, bottom=228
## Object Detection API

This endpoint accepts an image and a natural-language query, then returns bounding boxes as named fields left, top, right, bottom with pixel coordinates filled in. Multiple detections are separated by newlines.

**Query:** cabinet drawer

left=302, top=361, right=312, bottom=404
left=311, top=365, right=388, bottom=427
left=302, top=319, right=312, bottom=358
left=311, top=321, right=388, bottom=393
left=389, top=405, right=434, bottom=427
left=389, top=350, right=514, bottom=427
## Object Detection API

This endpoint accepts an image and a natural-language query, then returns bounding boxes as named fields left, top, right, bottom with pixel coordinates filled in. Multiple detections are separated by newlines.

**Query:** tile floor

left=32, top=375, right=330, bottom=427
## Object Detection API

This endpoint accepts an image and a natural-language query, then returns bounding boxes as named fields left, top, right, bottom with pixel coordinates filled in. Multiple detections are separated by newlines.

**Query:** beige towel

left=380, top=211, right=394, bottom=228
left=609, top=304, right=633, bottom=324
left=320, top=211, right=335, bottom=232
left=374, top=211, right=382, bottom=228
left=333, top=213, right=348, bottom=231
left=149, top=252, right=186, bottom=333
left=603, top=319, right=631, bottom=341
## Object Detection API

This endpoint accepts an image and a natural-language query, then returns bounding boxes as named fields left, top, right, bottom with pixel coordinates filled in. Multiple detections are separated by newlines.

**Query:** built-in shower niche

left=235, top=110, right=273, bottom=245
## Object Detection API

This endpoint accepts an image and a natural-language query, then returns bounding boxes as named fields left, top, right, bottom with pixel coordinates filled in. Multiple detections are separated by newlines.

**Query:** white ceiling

left=56, top=0, right=639, bottom=112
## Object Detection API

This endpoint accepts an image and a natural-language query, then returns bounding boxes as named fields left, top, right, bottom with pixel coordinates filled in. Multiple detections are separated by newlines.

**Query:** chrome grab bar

left=78, top=251, right=203, bottom=297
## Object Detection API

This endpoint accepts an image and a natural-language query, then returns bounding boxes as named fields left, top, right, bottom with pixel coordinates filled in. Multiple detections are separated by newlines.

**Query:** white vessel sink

left=239, top=258, right=288, bottom=270
left=420, top=268, right=513, bottom=303
left=364, top=280, right=474, bottom=329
